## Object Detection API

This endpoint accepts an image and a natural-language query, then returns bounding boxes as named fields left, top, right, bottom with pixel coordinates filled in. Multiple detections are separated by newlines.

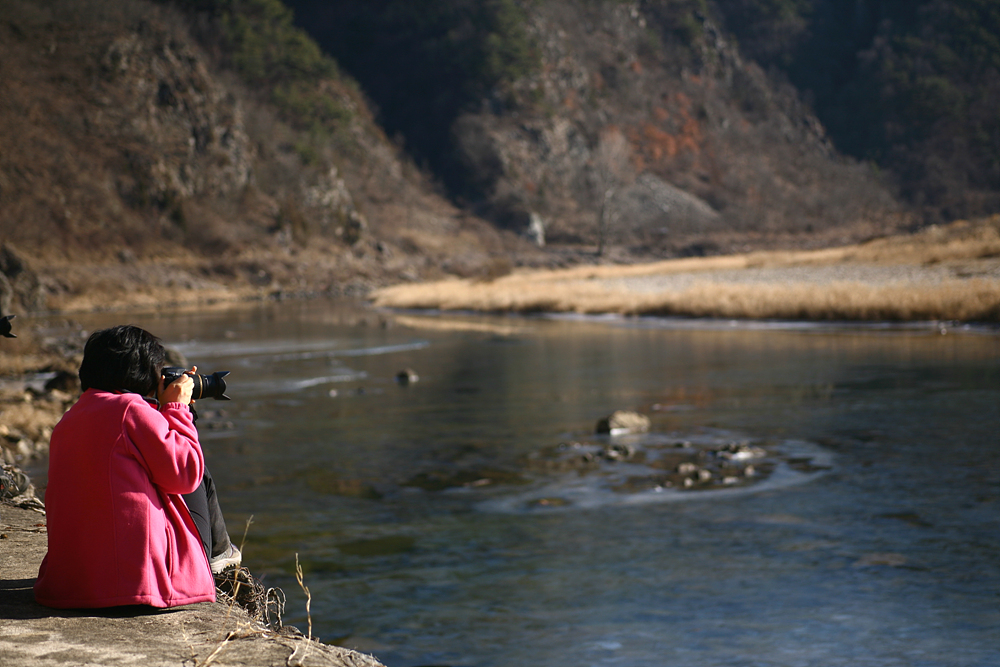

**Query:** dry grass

left=373, top=218, right=1000, bottom=322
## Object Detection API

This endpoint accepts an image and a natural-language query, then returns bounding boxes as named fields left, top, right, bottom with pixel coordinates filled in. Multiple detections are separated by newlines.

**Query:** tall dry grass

left=373, top=276, right=1000, bottom=321
left=372, top=218, right=1000, bottom=322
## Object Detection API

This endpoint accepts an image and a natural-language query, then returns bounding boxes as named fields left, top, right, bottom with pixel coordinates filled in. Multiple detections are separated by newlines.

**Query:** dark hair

left=79, top=325, right=166, bottom=396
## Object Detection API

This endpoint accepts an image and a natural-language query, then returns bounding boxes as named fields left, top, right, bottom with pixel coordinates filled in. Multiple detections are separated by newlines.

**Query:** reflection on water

left=67, top=302, right=1000, bottom=667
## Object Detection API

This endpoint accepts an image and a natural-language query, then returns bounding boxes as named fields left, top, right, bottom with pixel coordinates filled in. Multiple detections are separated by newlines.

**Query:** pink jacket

left=34, top=389, right=216, bottom=608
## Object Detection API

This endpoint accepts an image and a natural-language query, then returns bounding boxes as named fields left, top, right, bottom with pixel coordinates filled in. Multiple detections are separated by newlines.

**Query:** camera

left=161, top=366, right=231, bottom=400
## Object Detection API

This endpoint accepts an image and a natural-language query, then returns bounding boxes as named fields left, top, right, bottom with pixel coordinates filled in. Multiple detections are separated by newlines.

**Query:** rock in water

left=595, top=410, right=650, bottom=435
left=396, top=369, right=419, bottom=386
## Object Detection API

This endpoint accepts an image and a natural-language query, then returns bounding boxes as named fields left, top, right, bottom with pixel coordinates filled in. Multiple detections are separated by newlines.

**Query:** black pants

left=183, top=466, right=232, bottom=562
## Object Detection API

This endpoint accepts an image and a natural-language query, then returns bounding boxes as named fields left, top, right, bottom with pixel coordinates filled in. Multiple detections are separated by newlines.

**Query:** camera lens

left=162, top=367, right=231, bottom=400
left=193, top=371, right=230, bottom=401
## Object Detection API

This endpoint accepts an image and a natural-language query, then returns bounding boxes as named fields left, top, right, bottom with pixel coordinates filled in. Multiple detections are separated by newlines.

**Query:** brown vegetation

left=372, top=217, right=1000, bottom=322
left=0, top=0, right=525, bottom=319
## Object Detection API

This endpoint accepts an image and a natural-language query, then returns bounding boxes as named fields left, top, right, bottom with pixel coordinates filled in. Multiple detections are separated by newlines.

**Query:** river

left=68, top=300, right=999, bottom=667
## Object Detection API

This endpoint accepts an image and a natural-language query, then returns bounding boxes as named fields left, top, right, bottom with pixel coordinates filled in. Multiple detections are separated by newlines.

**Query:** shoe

left=210, top=543, right=242, bottom=574
left=0, top=467, right=30, bottom=499
left=0, top=469, right=14, bottom=499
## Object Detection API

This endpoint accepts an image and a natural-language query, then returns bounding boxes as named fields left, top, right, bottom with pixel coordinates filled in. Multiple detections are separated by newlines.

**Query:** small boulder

left=44, top=370, right=79, bottom=393
left=677, top=462, right=698, bottom=475
left=595, top=410, right=650, bottom=435
left=396, top=369, right=419, bottom=386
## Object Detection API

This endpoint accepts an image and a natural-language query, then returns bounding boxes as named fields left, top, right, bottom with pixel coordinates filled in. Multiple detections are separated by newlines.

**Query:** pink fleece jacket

left=34, top=389, right=216, bottom=608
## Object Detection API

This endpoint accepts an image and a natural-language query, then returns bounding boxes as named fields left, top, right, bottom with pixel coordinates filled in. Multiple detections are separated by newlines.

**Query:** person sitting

left=35, top=325, right=240, bottom=609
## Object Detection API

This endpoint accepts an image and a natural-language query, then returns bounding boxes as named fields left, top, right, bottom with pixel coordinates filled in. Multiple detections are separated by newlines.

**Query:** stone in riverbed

left=595, top=410, right=650, bottom=435
left=395, top=368, right=419, bottom=385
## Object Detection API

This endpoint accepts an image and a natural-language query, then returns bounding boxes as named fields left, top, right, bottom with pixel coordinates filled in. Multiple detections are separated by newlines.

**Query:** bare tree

left=593, top=126, right=636, bottom=256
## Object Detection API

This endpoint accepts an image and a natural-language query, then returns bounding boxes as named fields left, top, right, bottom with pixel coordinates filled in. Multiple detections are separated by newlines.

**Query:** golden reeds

left=372, top=218, right=1000, bottom=322
left=373, top=277, right=1000, bottom=321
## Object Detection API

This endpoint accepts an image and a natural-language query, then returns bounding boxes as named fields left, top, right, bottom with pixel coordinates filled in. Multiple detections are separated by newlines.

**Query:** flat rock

left=0, top=504, right=385, bottom=667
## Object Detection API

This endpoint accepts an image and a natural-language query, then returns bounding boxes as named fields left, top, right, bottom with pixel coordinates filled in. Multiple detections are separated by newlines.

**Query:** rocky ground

left=0, top=505, right=385, bottom=667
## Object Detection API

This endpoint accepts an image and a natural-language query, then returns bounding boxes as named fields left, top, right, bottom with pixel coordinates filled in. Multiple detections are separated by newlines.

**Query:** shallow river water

left=67, top=301, right=999, bottom=667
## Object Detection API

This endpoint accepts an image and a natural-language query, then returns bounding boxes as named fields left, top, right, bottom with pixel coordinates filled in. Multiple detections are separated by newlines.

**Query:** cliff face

left=100, top=28, right=254, bottom=208
left=0, top=1, right=254, bottom=253
left=285, top=0, right=908, bottom=257
left=0, top=0, right=519, bottom=314
left=447, top=0, right=902, bottom=254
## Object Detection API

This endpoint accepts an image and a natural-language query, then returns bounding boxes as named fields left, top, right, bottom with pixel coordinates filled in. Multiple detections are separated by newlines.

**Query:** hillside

left=289, top=0, right=1000, bottom=236
left=0, top=0, right=528, bottom=316
left=0, top=0, right=995, bottom=318
left=712, top=0, right=1000, bottom=223
left=289, top=0, right=905, bottom=256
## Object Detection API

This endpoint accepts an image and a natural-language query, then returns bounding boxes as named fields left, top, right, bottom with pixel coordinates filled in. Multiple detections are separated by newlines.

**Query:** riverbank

left=372, top=217, right=1000, bottom=322
left=0, top=503, right=385, bottom=667
left=0, top=314, right=388, bottom=665
left=4, top=217, right=999, bottom=472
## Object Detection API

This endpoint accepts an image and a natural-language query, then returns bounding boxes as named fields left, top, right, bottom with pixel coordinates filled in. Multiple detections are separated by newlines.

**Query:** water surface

left=68, top=302, right=1000, bottom=667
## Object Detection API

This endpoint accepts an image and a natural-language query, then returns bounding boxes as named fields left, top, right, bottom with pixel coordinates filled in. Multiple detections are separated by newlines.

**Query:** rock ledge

left=0, top=504, right=384, bottom=667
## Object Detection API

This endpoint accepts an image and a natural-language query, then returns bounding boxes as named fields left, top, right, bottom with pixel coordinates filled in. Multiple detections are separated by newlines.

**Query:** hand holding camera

left=159, top=367, right=195, bottom=405
left=161, top=366, right=231, bottom=404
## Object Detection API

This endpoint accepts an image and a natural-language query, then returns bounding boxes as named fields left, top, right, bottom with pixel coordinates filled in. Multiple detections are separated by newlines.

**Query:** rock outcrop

left=449, top=1, right=901, bottom=252
left=0, top=505, right=387, bottom=667
left=0, top=0, right=521, bottom=310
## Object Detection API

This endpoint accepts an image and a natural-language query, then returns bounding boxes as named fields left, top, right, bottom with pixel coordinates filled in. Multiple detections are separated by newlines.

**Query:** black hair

left=78, top=325, right=166, bottom=396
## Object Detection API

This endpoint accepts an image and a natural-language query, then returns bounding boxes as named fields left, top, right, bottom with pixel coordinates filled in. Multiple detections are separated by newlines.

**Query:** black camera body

left=161, top=366, right=231, bottom=400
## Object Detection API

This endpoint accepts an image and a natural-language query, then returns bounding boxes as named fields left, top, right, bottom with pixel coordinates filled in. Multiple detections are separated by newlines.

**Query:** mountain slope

left=287, top=0, right=905, bottom=256
left=713, top=0, right=1000, bottom=223
left=0, top=0, right=522, bottom=313
left=5, top=0, right=991, bottom=316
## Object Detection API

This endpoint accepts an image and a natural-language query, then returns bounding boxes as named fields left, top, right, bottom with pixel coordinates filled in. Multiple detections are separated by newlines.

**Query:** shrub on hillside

left=713, top=0, right=1000, bottom=221
left=161, top=0, right=355, bottom=135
